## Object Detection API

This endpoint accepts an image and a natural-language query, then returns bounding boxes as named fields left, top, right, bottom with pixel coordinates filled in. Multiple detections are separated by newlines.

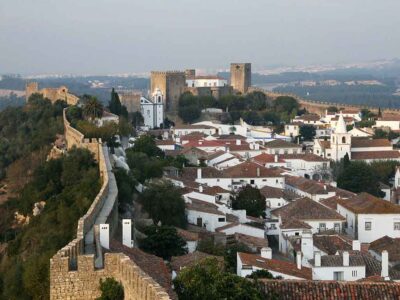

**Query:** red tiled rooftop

left=337, top=192, right=400, bottom=214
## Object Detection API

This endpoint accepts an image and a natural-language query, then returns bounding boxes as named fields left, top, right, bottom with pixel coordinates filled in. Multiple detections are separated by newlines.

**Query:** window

left=250, top=179, right=255, bottom=184
left=218, top=217, right=225, bottom=222
left=394, top=222, right=400, bottom=230
left=334, top=223, right=340, bottom=232
left=333, top=271, right=344, bottom=281
left=319, top=223, right=326, bottom=232
left=352, top=270, right=358, bottom=277
left=365, top=221, right=372, bottom=231
left=342, top=136, right=346, bottom=143
left=295, top=232, right=299, bottom=236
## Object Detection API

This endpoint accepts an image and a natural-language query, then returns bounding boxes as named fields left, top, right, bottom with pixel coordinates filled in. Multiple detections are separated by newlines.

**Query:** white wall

left=358, top=214, right=400, bottom=243
left=220, top=224, right=265, bottom=238
left=312, top=265, right=365, bottom=281
left=186, top=209, right=227, bottom=232
left=375, top=120, right=400, bottom=130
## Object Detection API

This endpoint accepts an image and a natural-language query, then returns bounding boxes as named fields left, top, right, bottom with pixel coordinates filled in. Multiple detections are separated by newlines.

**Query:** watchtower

left=230, top=63, right=251, bottom=94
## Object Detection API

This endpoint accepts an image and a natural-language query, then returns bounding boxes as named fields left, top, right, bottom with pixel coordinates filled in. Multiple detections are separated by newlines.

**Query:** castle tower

left=150, top=71, right=185, bottom=112
left=331, top=114, right=351, bottom=161
left=25, top=82, right=39, bottom=102
left=230, top=63, right=251, bottom=94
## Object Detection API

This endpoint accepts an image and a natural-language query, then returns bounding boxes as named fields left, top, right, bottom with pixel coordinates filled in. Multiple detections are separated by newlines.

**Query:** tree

left=130, top=134, right=164, bottom=157
left=82, top=96, right=103, bottom=120
left=139, top=225, right=187, bottom=260
left=272, top=96, right=299, bottom=114
left=299, top=125, right=316, bottom=141
left=327, top=106, right=338, bottom=113
left=126, top=151, right=164, bottom=183
left=173, top=257, right=264, bottom=300
left=179, top=105, right=201, bottom=123
left=337, top=161, right=381, bottom=196
left=108, top=88, right=123, bottom=116
left=97, top=278, right=124, bottom=300
left=131, top=111, right=144, bottom=128
left=246, top=269, right=275, bottom=280
left=232, top=185, right=266, bottom=218
left=247, top=91, right=268, bottom=110
left=139, top=182, right=187, bottom=227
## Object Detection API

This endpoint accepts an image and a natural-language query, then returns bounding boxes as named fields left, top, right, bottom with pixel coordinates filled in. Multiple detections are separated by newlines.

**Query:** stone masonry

left=49, top=109, right=171, bottom=300
left=150, top=71, right=185, bottom=112
left=26, top=82, right=79, bottom=105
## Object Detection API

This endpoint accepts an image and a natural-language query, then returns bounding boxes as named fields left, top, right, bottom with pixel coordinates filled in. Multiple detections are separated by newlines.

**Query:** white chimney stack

left=199, top=185, right=203, bottom=193
left=122, top=219, right=133, bottom=248
left=343, top=251, right=349, bottom=266
left=257, top=167, right=260, bottom=177
left=296, top=251, right=302, bottom=270
left=236, top=139, right=241, bottom=145
left=352, top=240, right=361, bottom=251
left=314, top=251, right=321, bottom=267
left=254, top=143, right=260, bottom=150
left=381, top=250, right=389, bottom=280
left=99, top=224, right=110, bottom=249
left=197, top=168, right=202, bottom=179
left=274, top=154, right=278, bottom=163
left=261, top=247, right=272, bottom=259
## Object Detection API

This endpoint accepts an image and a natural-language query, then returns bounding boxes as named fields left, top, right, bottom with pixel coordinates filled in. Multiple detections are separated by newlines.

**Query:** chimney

left=99, top=223, right=110, bottom=250
left=254, top=143, right=260, bottom=150
left=250, top=143, right=254, bottom=150
left=343, top=251, right=349, bottom=266
left=199, top=185, right=203, bottom=193
left=261, top=247, right=272, bottom=259
left=197, top=168, right=202, bottom=179
left=274, top=154, right=278, bottom=163
left=296, top=251, right=302, bottom=270
left=176, top=137, right=181, bottom=144
left=122, top=219, right=133, bottom=248
left=324, top=184, right=327, bottom=190
left=314, top=251, right=321, bottom=267
left=352, top=240, right=361, bottom=251
left=257, top=167, right=260, bottom=177
left=236, top=139, right=241, bottom=145
left=381, top=250, right=389, bottom=280
left=199, top=140, right=203, bottom=145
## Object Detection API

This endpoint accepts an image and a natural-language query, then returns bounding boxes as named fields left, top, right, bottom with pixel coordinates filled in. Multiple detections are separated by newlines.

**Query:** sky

left=0, top=0, right=399, bottom=75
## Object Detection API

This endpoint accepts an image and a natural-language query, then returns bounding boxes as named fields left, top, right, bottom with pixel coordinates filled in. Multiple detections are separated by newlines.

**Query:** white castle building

left=140, top=89, right=164, bottom=129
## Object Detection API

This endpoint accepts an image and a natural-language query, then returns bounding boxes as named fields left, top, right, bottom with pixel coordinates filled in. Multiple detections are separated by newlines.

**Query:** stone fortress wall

left=49, top=108, right=170, bottom=300
left=26, top=82, right=79, bottom=105
left=249, top=87, right=400, bottom=116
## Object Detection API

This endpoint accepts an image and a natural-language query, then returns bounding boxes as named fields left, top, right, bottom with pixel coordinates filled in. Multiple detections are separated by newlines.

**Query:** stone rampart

left=50, top=109, right=170, bottom=299
left=249, top=87, right=400, bottom=115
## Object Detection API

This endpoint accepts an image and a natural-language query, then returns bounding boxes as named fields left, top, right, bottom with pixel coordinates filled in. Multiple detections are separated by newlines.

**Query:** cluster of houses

left=132, top=106, right=400, bottom=287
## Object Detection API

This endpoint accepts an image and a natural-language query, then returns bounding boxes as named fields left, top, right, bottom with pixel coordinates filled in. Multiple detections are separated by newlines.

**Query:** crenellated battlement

left=50, top=108, right=171, bottom=300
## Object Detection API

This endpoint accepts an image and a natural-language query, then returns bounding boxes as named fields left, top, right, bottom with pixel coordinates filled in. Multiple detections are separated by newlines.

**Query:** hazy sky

left=1, top=0, right=399, bottom=75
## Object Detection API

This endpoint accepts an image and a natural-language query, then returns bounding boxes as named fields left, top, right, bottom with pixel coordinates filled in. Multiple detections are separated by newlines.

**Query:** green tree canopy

left=138, top=181, right=187, bottom=227
left=82, top=96, right=104, bottom=120
left=139, top=225, right=187, bottom=260
left=97, top=277, right=124, bottom=300
left=299, top=124, right=316, bottom=141
left=173, top=257, right=264, bottom=300
left=129, top=134, right=164, bottom=157
left=232, top=185, right=266, bottom=218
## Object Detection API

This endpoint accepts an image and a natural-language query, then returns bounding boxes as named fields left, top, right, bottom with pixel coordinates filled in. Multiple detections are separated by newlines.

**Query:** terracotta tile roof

left=217, top=134, right=246, bottom=140
left=351, top=151, right=400, bottom=160
left=238, top=252, right=312, bottom=280
left=186, top=198, right=225, bottom=216
left=313, top=234, right=352, bottom=255
left=352, top=137, right=392, bottom=148
left=253, top=153, right=285, bottom=164
left=234, top=233, right=268, bottom=250
left=202, top=185, right=230, bottom=195
left=170, top=251, right=223, bottom=274
left=223, top=162, right=283, bottom=178
left=285, top=176, right=333, bottom=195
left=337, top=192, right=400, bottom=214
left=260, top=185, right=295, bottom=200
left=264, top=139, right=302, bottom=149
left=180, top=146, right=209, bottom=157
left=320, top=196, right=341, bottom=210
left=183, top=140, right=224, bottom=148
left=380, top=114, right=400, bottom=121
left=110, top=240, right=176, bottom=298
left=295, top=114, right=321, bottom=122
left=205, top=150, right=226, bottom=160
left=176, top=227, right=199, bottom=241
left=280, top=153, right=329, bottom=162
left=179, top=132, right=207, bottom=139
left=341, top=109, right=360, bottom=114
left=309, top=254, right=365, bottom=267
left=164, top=149, right=182, bottom=157
left=180, top=167, right=223, bottom=181
left=272, top=197, right=345, bottom=222
left=369, top=236, right=400, bottom=262
left=280, top=218, right=312, bottom=230
left=260, top=279, right=400, bottom=299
